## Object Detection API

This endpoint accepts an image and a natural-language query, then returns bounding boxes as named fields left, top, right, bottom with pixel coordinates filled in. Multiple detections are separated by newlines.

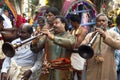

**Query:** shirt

left=31, top=31, right=75, bottom=80
left=2, top=14, right=12, bottom=28
left=1, top=38, right=43, bottom=73
left=110, top=27, right=120, bottom=71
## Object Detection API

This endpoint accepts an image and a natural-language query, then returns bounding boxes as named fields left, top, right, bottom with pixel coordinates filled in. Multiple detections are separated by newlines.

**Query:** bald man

left=1, top=23, right=42, bottom=80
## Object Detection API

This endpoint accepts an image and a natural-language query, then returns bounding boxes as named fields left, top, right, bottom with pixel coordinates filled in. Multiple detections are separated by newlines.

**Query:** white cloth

left=71, top=53, right=85, bottom=70
left=8, top=60, right=22, bottom=80
left=1, top=38, right=43, bottom=79
left=2, top=14, right=12, bottom=28
left=0, top=33, right=5, bottom=59
left=8, top=60, right=37, bottom=80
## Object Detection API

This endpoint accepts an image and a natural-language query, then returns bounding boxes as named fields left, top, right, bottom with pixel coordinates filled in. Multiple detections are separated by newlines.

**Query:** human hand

left=32, top=31, right=40, bottom=45
left=95, top=27, right=106, bottom=38
left=32, top=37, right=39, bottom=45
left=1, top=72, right=7, bottom=80
left=21, top=70, right=32, bottom=80
left=40, top=29, right=54, bottom=40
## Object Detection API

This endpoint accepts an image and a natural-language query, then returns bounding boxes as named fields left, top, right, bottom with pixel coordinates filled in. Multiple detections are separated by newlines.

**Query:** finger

left=94, top=27, right=100, bottom=30
left=21, top=76, right=24, bottom=79
left=2, top=76, right=7, bottom=80
left=22, top=72, right=25, bottom=76
left=21, top=77, right=24, bottom=80
left=94, top=27, right=97, bottom=30
left=2, top=77, right=7, bottom=80
left=21, top=76, right=26, bottom=80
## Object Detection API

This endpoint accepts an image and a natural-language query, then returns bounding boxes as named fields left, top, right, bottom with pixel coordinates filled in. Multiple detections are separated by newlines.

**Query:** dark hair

left=69, top=14, right=81, bottom=23
left=22, top=23, right=33, bottom=34
left=116, top=14, right=120, bottom=26
left=46, top=7, right=60, bottom=16
left=0, top=15, right=4, bottom=22
left=55, top=16, right=69, bottom=31
left=27, top=26, right=33, bottom=34
left=23, top=13, right=26, bottom=16
left=38, top=16, right=45, bottom=23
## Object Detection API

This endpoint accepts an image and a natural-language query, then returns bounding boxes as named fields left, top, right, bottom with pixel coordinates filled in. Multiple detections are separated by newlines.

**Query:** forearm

left=30, top=36, right=46, bottom=53
left=1, top=57, right=11, bottom=73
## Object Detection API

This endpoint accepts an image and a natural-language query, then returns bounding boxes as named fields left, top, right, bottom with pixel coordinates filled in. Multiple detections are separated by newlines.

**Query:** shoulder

left=107, top=29, right=120, bottom=38
left=81, top=27, right=88, bottom=34
left=2, top=14, right=7, bottom=19
left=85, top=32, right=93, bottom=38
left=107, top=28, right=118, bottom=34
left=11, top=38, right=21, bottom=44
left=65, top=32, right=75, bottom=38
left=66, top=32, right=74, bottom=36
left=86, top=31, right=93, bottom=35
left=2, top=14, right=5, bottom=17
left=109, top=27, right=116, bottom=31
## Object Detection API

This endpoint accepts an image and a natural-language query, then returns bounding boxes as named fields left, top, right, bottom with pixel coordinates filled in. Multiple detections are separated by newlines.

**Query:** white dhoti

left=8, top=60, right=36, bottom=80
left=71, top=53, right=86, bottom=70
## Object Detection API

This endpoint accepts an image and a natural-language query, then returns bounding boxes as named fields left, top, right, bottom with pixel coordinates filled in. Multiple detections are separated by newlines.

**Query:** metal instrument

left=79, top=27, right=103, bottom=80
left=2, top=28, right=54, bottom=57
left=73, top=32, right=99, bottom=59
left=74, top=26, right=104, bottom=59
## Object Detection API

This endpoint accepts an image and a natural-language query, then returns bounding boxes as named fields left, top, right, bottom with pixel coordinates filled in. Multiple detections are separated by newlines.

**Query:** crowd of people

left=0, top=6, right=120, bottom=80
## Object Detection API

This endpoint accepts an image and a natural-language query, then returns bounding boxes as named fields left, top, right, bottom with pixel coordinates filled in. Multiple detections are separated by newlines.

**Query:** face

left=46, top=12, right=55, bottom=23
left=70, top=20, right=76, bottom=28
left=18, top=27, right=31, bottom=40
left=53, top=18, right=65, bottom=33
left=38, top=20, right=44, bottom=27
left=96, top=16, right=108, bottom=29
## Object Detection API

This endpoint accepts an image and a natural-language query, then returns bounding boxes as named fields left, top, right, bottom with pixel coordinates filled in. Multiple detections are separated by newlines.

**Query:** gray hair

left=96, top=13, right=109, bottom=22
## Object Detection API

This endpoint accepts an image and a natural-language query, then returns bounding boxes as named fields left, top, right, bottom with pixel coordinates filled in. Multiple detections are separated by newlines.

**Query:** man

left=1, top=23, right=42, bottom=80
left=36, top=17, right=45, bottom=32
left=69, top=14, right=87, bottom=80
left=81, top=13, right=120, bottom=80
left=1, top=9, right=18, bottom=42
left=44, top=7, right=60, bottom=29
left=2, top=9, right=13, bottom=28
left=31, top=16, right=75, bottom=80
left=38, top=17, right=45, bottom=28
left=110, top=14, right=120, bottom=80
left=0, top=15, right=5, bottom=80
left=0, top=15, right=5, bottom=69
